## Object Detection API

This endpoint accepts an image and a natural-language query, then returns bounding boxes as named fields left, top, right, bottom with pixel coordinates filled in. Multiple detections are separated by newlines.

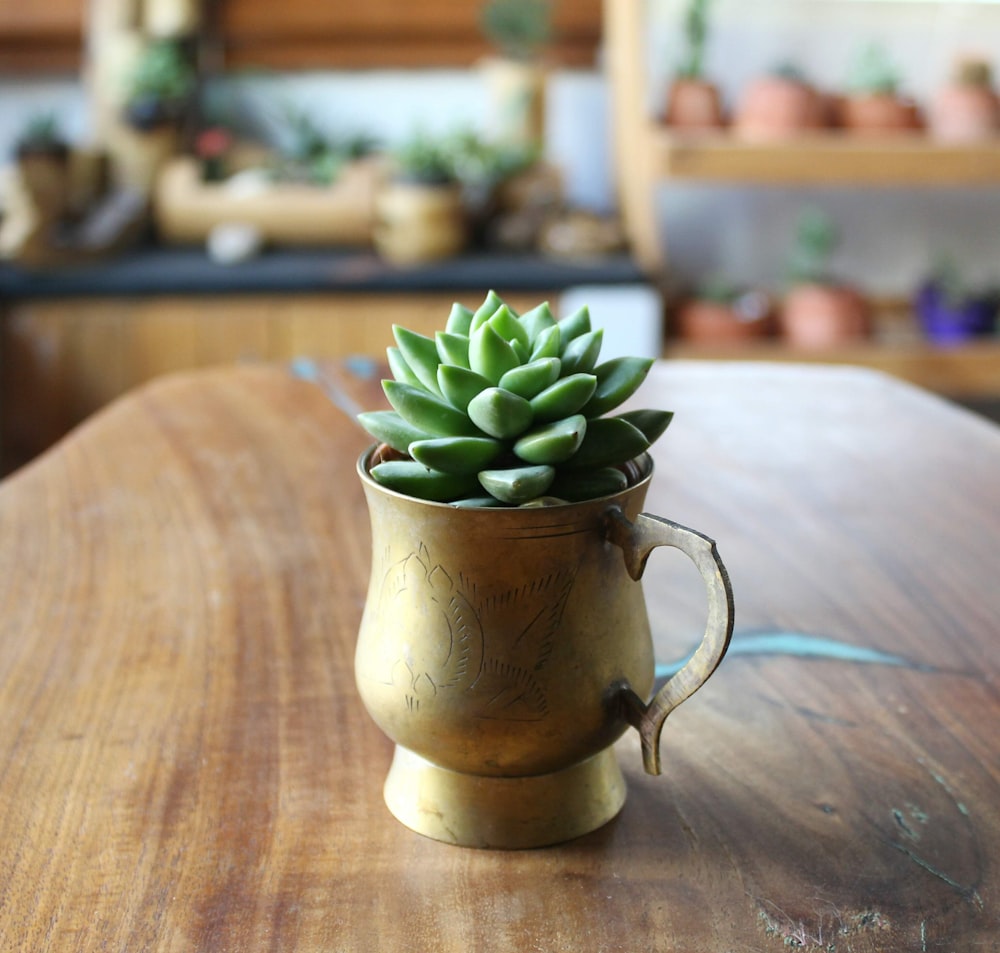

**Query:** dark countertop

left=0, top=246, right=646, bottom=299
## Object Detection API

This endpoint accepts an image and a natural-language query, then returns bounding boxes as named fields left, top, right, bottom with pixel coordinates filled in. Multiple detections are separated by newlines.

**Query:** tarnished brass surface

left=384, top=746, right=627, bottom=849
left=356, top=447, right=733, bottom=848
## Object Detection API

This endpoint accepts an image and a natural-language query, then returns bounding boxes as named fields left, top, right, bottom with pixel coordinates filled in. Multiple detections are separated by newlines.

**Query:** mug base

left=382, top=744, right=627, bottom=849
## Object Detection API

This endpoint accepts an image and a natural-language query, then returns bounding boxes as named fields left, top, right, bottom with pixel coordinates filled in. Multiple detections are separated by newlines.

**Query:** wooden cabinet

left=0, top=0, right=82, bottom=70
left=0, top=291, right=556, bottom=472
left=220, top=0, right=602, bottom=69
left=0, top=0, right=601, bottom=72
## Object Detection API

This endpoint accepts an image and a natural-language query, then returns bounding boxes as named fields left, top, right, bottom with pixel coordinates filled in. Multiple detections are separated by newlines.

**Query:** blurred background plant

left=123, top=39, right=196, bottom=131
left=479, top=0, right=553, bottom=63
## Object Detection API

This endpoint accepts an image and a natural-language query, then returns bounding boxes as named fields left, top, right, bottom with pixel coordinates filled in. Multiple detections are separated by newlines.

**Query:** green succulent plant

left=786, top=206, right=839, bottom=286
left=392, top=131, right=457, bottom=186
left=677, top=0, right=712, bottom=81
left=848, top=42, right=901, bottom=97
left=479, top=0, right=552, bottom=63
left=359, top=292, right=673, bottom=507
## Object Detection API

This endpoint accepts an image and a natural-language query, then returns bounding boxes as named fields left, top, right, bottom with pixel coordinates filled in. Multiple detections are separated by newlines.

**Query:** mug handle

left=604, top=508, right=735, bottom=776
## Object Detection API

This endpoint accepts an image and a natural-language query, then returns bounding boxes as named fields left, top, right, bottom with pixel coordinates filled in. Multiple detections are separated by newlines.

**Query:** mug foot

left=382, top=744, right=627, bottom=849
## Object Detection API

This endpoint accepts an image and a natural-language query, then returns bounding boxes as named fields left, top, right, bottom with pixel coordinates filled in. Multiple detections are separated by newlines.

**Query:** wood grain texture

left=0, top=0, right=600, bottom=73
left=219, top=0, right=601, bottom=69
left=0, top=291, right=555, bottom=472
left=654, top=130, right=1000, bottom=186
left=1, top=361, right=998, bottom=951
left=666, top=335, right=1000, bottom=399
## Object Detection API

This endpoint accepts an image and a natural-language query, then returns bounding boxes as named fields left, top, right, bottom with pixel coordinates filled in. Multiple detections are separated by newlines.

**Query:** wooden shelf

left=652, top=129, right=1000, bottom=186
left=664, top=336, right=1000, bottom=399
left=664, top=303, right=1000, bottom=398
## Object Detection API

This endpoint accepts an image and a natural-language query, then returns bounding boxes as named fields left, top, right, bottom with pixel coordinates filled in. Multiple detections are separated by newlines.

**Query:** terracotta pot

left=675, top=291, right=774, bottom=344
left=374, top=180, right=467, bottom=266
left=839, top=93, right=924, bottom=134
left=930, top=84, right=999, bottom=143
left=665, top=78, right=725, bottom=130
left=780, top=283, right=872, bottom=349
left=735, top=76, right=823, bottom=140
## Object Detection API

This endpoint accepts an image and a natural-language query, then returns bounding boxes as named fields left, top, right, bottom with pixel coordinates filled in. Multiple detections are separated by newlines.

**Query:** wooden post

left=603, top=0, right=665, bottom=275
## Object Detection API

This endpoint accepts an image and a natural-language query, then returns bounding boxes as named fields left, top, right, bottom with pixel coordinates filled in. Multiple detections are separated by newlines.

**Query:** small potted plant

left=734, top=62, right=825, bottom=140
left=12, top=112, right=71, bottom=220
left=122, top=38, right=195, bottom=132
left=930, top=57, right=1000, bottom=143
left=353, top=291, right=733, bottom=847
left=779, top=207, right=871, bottom=348
left=113, top=38, right=196, bottom=192
left=839, top=42, right=922, bottom=134
left=663, top=0, right=725, bottom=130
left=914, top=257, right=998, bottom=345
left=673, top=276, right=774, bottom=344
left=374, top=131, right=467, bottom=266
left=449, top=129, right=538, bottom=248
left=478, top=0, right=552, bottom=150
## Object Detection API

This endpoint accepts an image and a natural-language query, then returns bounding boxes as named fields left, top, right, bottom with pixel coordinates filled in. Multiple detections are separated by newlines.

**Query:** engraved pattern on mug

left=377, top=542, right=577, bottom=720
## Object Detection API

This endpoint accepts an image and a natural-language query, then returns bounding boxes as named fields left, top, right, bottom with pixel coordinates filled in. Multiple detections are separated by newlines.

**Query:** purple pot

left=915, top=282, right=998, bottom=344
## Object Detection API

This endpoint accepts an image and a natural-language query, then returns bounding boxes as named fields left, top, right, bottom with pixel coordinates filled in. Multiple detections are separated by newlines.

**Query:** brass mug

left=356, top=448, right=733, bottom=848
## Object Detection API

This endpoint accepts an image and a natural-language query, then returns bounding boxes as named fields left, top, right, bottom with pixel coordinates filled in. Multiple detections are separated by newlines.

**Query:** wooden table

left=1, top=360, right=997, bottom=951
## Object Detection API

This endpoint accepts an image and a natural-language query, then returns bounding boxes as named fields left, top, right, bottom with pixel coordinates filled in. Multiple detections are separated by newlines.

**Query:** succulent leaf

left=450, top=495, right=506, bottom=508
left=529, top=323, right=562, bottom=361
left=409, top=436, right=504, bottom=475
left=438, top=364, right=493, bottom=411
left=470, top=290, right=506, bottom=332
left=617, top=408, right=674, bottom=445
left=387, top=346, right=424, bottom=390
left=384, top=380, right=483, bottom=437
left=518, top=301, right=556, bottom=341
left=529, top=373, right=598, bottom=422
left=557, top=305, right=591, bottom=344
left=445, top=302, right=474, bottom=336
left=565, top=416, right=650, bottom=470
left=370, top=460, right=479, bottom=502
left=510, top=338, right=529, bottom=363
left=469, top=322, right=521, bottom=384
left=581, top=357, right=655, bottom=417
left=357, top=410, right=432, bottom=454
left=436, top=331, right=471, bottom=369
left=489, top=304, right=530, bottom=350
left=393, top=325, right=443, bottom=395
left=478, top=465, right=556, bottom=504
left=498, top=357, right=561, bottom=399
left=467, top=386, right=534, bottom=439
left=559, top=328, right=604, bottom=375
left=548, top=467, right=629, bottom=502
left=513, top=415, right=587, bottom=465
